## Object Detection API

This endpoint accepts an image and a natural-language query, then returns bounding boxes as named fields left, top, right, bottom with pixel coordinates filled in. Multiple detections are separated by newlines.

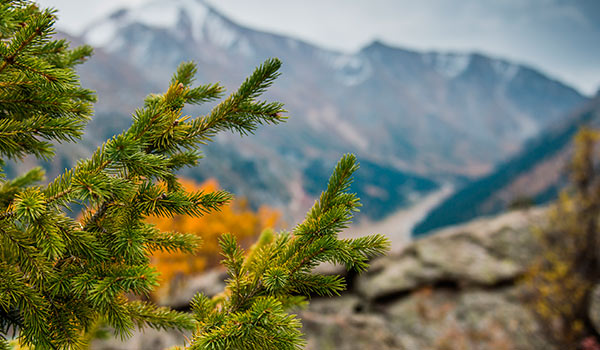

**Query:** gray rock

left=384, top=287, right=554, bottom=350
left=355, top=253, right=438, bottom=299
left=92, top=208, right=557, bottom=350
left=356, top=209, right=545, bottom=300
left=589, top=284, right=600, bottom=334
left=414, top=233, right=521, bottom=285
left=157, top=269, right=227, bottom=309
left=304, top=295, right=362, bottom=316
left=301, top=311, right=402, bottom=350
left=313, top=261, right=349, bottom=277
left=90, top=328, right=190, bottom=350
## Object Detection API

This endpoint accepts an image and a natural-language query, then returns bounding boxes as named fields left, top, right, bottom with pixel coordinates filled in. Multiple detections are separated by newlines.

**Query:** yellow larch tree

left=147, top=178, right=281, bottom=297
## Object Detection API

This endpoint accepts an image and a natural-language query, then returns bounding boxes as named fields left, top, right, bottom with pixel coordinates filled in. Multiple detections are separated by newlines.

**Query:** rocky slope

left=414, top=92, right=600, bottom=235
left=50, top=0, right=587, bottom=222
left=92, top=207, right=582, bottom=350
left=303, top=208, right=553, bottom=350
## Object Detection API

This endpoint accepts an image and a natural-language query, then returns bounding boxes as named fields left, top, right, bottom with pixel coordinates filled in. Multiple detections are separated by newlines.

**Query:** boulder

left=90, top=328, right=190, bottom=350
left=303, top=294, right=362, bottom=316
left=301, top=311, right=401, bottom=350
left=384, top=287, right=554, bottom=350
left=157, top=269, right=227, bottom=309
left=356, top=208, right=545, bottom=300
left=589, top=284, right=600, bottom=334
left=304, top=208, right=555, bottom=349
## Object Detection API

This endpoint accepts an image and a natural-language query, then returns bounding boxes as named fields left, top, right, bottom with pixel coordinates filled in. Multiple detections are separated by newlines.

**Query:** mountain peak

left=83, top=0, right=223, bottom=48
left=364, top=39, right=389, bottom=49
left=422, top=52, right=472, bottom=79
left=361, top=39, right=413, bottom=54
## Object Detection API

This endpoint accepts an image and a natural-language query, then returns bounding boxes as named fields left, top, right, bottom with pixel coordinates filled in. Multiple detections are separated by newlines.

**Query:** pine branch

left=189, top=155, right=389, bottom=350
left=127, top=301, right=195, bottom=331
left=0, top=9, right=49, bottom=74
left=0, top=2, right=389, bottom=348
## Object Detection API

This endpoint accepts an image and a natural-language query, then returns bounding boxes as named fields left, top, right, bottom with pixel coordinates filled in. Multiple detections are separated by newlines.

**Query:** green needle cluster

left=0, top=1, right=389, bottom=349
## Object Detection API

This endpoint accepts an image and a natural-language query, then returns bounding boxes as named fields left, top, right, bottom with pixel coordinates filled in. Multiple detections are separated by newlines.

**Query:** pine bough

left=0, top=2, right=389, bottom=349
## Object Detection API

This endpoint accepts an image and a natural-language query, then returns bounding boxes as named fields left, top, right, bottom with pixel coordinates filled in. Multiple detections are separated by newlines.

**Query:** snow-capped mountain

left=84, top=0, right=256, bottom=67
left=64, top=0, right=588, bottom=220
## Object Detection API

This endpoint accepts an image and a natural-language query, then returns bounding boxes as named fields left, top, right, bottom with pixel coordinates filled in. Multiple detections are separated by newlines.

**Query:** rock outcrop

left=589, top=284, right=600, bottom=335
left=302, top=207, right=554, bottom=350
left=157, top=269, right=228, bottom=309
left=93, top=207, right=558, bottom=349
left=356, top=208, right=543, bottom=301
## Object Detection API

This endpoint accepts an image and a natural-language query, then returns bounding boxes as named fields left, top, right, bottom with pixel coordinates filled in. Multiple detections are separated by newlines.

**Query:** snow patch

left=424, top=53, right=472, bottom=79
left=85, top=20, right=119, bottom=48
left=105, top=36, right=125, bottom=53
left=128, top=30, right=155, bottom=66
left=286, top=38, right=299, bottom=50
left=516, top=114, right=539, bottom=139
left=177, top=0, right=209, bottom=42
left=331, top=54, right=362, bottom=70
left=321, top=52, right=373, bottom=86
left=491, top=60, right=519, bottom=82
left=130, top=2, right=180, bottom=29
left=84, top=0, right=255, bottom=58
left=84, top=0, right=212, bottom=48
left=204, top=14, right=237, bottom=49
left=235, top=37, right=255, bottom=57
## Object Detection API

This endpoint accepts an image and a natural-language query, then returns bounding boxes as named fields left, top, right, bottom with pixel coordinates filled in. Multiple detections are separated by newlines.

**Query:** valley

left=48, top=0, right=590, bottom=231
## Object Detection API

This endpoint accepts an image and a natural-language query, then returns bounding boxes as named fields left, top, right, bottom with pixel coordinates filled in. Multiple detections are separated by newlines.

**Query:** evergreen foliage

left=0, top=1, right=389, bottom=349
left=187, top=154, right=389, bottom=349
left=148, top=178, right=281, bottom=298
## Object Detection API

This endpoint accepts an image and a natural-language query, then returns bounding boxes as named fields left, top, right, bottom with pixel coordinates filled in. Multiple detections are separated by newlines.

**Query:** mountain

left=50, top=0, right=587, bottom=221
left=413, top=93, right=600, bottom=235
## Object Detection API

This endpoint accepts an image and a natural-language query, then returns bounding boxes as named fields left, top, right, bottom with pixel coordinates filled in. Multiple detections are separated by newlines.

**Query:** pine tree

left=0, top=1, right=389, bottom=349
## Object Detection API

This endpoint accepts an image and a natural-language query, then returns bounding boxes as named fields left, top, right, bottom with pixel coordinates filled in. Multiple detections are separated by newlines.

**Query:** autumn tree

left=148, top=178, right=281, bottom=297
left=0, top=1, right=389, bottom=349
left=522, top=128, right=600, bottom=346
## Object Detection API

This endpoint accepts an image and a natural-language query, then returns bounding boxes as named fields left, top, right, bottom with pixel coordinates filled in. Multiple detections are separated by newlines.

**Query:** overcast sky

left=36, top=0, right=600, bottom=96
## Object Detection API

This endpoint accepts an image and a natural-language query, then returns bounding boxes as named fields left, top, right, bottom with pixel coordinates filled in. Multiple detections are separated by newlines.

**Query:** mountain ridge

left=414, top=94, right=600, bottom=235
left=51, top=0, right=588, bottom=222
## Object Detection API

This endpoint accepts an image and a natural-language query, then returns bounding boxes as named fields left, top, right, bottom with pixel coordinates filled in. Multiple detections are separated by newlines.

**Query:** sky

left=36, top=0, right=600, bottom=96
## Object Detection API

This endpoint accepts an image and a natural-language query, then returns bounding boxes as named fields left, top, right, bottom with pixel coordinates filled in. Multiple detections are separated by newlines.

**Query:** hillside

left=414, top=93, right=600, bottom=235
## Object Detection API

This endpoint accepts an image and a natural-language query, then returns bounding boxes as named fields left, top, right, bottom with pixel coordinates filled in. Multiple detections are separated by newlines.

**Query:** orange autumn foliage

left=147, top=178, right=281, bottom=295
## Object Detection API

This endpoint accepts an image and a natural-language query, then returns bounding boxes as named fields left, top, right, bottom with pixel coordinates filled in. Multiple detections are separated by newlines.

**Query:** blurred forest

left=146, top=179, right=281, bottom=298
